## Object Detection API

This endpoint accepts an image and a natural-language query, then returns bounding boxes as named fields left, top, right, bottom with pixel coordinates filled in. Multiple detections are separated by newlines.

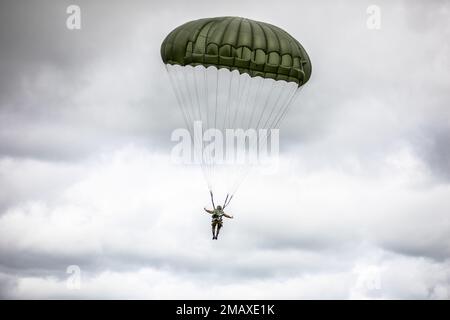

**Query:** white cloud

left=0, top=145, right=449, bottom=299
left=1, top=0, right=449, bottom=299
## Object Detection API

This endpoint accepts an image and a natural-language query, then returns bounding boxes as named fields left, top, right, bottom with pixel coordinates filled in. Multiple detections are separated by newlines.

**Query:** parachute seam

left=255, top=21, right=270, bottom=81
left=193, top=20, right=215, bottom=56
left=248, top=18, right=254, bottom=57
left=236, top=17, right=244, bottom=53
left=255, top=21, right=269, bottom=53
left=217, top=17, right=235, bottom=49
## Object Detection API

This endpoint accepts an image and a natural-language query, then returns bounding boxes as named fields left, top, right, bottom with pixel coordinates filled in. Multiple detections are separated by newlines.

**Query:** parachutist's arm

left=223, top=213, right=233, bottom=219
left=204, top=207, right=214, bottom=214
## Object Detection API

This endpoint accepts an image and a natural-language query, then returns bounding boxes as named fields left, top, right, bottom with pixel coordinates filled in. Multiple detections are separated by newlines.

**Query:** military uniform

left=211, top=209, right=224, bottom=228
left=204, top=206, right=232, bottom=240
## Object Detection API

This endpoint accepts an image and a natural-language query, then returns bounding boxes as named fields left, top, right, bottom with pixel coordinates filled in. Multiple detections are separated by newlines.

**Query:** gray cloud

left=0, top=0, right=449, bottom=299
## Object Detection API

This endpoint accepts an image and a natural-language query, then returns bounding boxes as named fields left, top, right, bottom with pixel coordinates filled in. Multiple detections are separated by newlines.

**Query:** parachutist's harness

left=209, top=191, right=232, bottom=228
left=211, top=210, right=224, bottom=227
left=210, top=190, right=232, bottom=210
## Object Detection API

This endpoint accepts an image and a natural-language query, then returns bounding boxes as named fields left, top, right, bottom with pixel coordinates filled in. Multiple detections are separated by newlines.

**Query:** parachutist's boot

left=215, top=228, right=221, bottom=240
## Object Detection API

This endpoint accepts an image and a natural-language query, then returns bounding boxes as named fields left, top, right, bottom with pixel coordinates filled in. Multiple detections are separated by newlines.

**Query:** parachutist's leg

left=212, top=225, right=215, bottom=239
left=216, top=225, right=222, bottom=239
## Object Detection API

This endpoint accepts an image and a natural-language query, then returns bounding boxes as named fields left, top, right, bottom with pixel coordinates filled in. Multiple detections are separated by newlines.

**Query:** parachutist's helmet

left=216, top=205, right=222, bottom=211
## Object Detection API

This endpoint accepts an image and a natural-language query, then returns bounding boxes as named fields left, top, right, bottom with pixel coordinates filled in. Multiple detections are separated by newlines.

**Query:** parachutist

left=163, top=17, right=311, bottom=228
left=204, top=205, right=233, bottom=240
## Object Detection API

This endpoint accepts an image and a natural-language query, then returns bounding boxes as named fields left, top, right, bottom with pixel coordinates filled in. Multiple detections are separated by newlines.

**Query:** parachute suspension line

left=257, top=85, right=300, bottom=181
left=194, top=68, right=210, bottom=189
left=174, top=66, right=197, bottom=134
left=222, top=70, right=238, bottom=196
left=168, top=66, right=303, bottom=203
left=226, top=74, right=248, bottom=195
left=165, top=65, right=192, bottom=134
left=214, top=67, right=219, bottom=132
left=167, top=66, right=200, bottom=181
left=168, top=65, right=214, bottom=190
left=208, top=67, right=222, bottom=192
left=254, top=80, right=279, bottom=131
left=229, top=71, right=241, bottom=129
left=224, top=71, right=238, bottom=191
left=231, top=74, right=249, bottom=132
left=180, top=67, right=197, bottom=121
left=223, top=72, right=244, bottom=196
left=211, top=68, right=220, bottom=192
left=228, top=169, right=249, bottom=196
left=262, top=88, right=301, bottom=158
left=226, top=75, right=265, bottom=196
left=202, top=68, right=209, bottom=128
left=193, top=67, right=203, bottom=124
left=253, top=82, right=297, bottom=164
left=178, top=67, right=196, bottom=131
left=222, top=70, right=233, bottom=136
left=223, top=194, right=229, bottom=207
left=183, top=66, right=211, bottom=190
left=221, top=70, right=234, bottom=196
left=223, top=193, right=233, bottom=209
left=272, top=87, right=303, bottom=133
left=239, top=75, right=254, bottom=131
left=247, top=79, right=271, bottom=130
left=216, top=69, right=229, bottom=195
left=203, top=67, right=216, bottom=193
left=261, top=82, right=290, bottom=131
left=195, top=66, right=213, bottom=192
left=200, top=67, right=212, bottom=192
left=210, top=190, right=232, bottom=210
left=264, top=85, right=299, bottom=142
left=246, top=77, right=263, bottom=130
left=229, top=80, right=286, bottom=192
left=196, top=67, right=213, bottom=189
left=229, top=76, right=253, bottom=197
left=170, top=66, right=212, bottom=190
left=238, top=77, right=261, bottom=191
left=190, top=67, right=212, bottom=190
left=227, top=80, right=299, bottom=196
left=210, top=190, right=216, bottom=208
left=229, top=78, right=280, bottom=195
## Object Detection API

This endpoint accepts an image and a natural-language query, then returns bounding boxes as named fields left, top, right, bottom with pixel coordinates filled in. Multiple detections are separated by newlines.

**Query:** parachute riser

left=210, top=191, right=233, bottom=210
left=223, top=194, right=233, bottom=209
left=210, top=190, right=215, bottom=209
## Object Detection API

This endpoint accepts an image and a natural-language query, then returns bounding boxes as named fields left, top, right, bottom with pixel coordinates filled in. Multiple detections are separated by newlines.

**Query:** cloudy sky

left=0, top=0, right=449, bottom=299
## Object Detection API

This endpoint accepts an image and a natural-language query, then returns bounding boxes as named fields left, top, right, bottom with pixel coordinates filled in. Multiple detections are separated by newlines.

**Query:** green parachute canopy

left=161, top=16, right=311, bottom=86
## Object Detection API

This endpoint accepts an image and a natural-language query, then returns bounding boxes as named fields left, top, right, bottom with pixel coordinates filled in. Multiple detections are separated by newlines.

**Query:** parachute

left=161, top=17, right=312, bottom=208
